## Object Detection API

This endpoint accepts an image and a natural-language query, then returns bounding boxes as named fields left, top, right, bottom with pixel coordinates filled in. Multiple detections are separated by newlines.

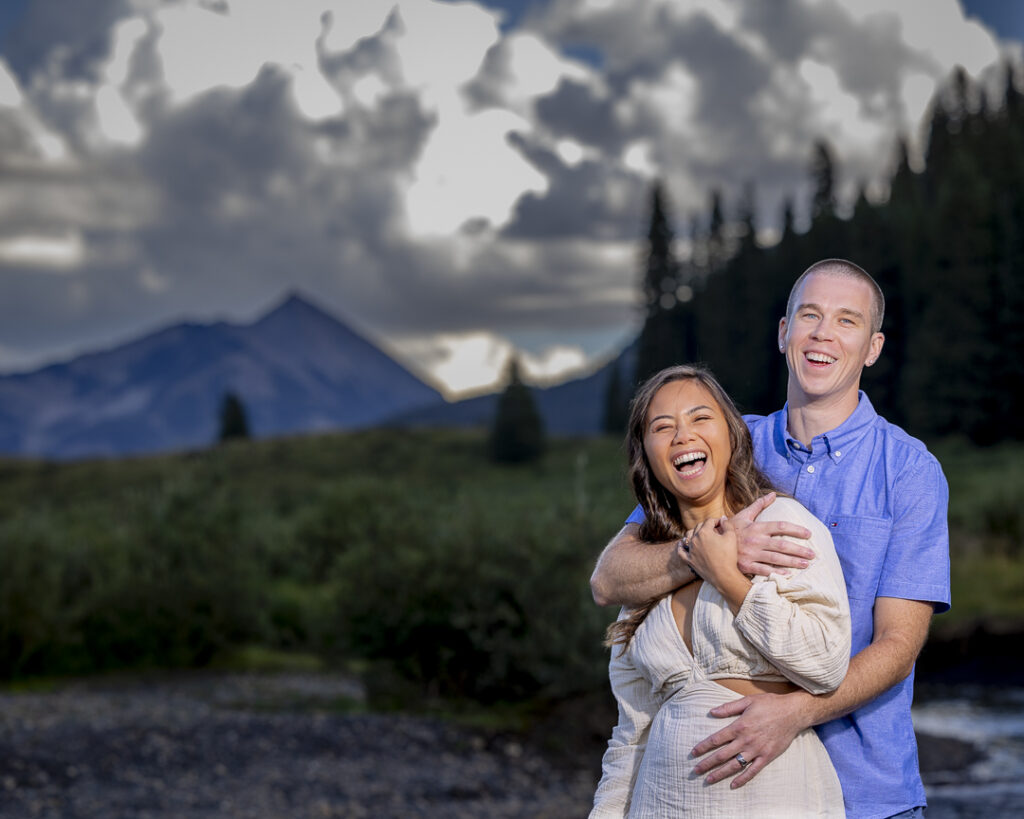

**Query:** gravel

left=1, top=671, right=994, bottom=818
left=0, top=672, right=598, bottom=819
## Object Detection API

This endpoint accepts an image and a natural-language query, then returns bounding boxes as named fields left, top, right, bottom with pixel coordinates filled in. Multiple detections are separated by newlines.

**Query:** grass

left=0, top=427, right=1019, bottom=698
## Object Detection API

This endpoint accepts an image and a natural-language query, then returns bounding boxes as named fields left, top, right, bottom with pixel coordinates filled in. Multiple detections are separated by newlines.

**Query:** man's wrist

left=784, top=687, right=821, bottom=731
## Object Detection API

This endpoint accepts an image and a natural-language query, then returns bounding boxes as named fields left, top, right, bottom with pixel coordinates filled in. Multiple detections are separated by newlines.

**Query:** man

left=591, top=259, right=950, bottom=819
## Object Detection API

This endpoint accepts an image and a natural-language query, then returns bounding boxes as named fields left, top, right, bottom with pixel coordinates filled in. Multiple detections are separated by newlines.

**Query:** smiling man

left=590, top=258, right=950, bottom=819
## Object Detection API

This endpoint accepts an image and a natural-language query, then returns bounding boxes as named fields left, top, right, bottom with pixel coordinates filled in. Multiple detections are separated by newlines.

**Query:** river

left=914, top=686, right=1024, bottom=817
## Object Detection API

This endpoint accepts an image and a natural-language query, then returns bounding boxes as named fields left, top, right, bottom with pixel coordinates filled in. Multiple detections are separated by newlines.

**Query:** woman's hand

left=685, top=516, right=752, bottom=614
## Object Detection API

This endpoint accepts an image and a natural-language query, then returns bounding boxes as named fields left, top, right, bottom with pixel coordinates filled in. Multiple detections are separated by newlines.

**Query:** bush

left=0, top=430, right=628, bottom=699
left=330, top=488, right=613, bottom=703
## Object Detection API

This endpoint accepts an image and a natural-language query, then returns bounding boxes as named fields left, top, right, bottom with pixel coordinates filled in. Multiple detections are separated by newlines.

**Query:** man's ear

left=865, top=332, right=885, bottom=366
left=778, top=317, right=788, bottom=352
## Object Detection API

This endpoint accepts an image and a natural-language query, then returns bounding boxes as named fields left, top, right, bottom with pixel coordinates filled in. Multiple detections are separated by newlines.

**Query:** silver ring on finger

left=735, top=753, right=750, bottom=769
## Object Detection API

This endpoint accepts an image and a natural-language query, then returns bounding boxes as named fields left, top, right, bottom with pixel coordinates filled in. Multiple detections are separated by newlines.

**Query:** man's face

left=778, top=272, right=884, bottom=406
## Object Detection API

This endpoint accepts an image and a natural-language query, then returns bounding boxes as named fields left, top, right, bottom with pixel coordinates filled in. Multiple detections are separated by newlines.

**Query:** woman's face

left=643, top=379, right=733, bottom=525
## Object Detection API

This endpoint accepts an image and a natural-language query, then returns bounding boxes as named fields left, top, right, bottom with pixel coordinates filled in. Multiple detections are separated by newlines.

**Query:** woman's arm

left=730, top=504, right=851, bottom=693
left=590, top=641, right=661, bottom=818
left=686, top=502, right=851, bottom=694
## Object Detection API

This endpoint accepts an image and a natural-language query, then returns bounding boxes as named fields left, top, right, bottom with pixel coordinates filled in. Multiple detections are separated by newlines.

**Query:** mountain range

left=0, top=294, right=630, bottom=459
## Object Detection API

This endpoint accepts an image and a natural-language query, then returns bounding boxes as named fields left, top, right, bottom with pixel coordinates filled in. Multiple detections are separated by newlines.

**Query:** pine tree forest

left=632, top=65, right=1024, bottom=446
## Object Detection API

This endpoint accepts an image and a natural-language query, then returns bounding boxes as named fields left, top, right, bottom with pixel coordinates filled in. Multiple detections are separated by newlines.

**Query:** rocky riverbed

left=0, top=671, right=991, bottom=818
left=0, top=672, right=598, bottom=818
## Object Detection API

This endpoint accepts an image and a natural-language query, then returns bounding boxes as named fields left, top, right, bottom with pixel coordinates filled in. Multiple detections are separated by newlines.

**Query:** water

left=913, top=686, right=1024, bottom=817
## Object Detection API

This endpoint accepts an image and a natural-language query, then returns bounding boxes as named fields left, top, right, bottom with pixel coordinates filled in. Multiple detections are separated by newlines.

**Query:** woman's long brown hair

left=605, top=365, right=777, bottom=649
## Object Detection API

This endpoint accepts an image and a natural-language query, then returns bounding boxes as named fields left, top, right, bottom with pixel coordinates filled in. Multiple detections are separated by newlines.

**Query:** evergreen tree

left=635, top=182, right=694, bottom=382
left=218, top=392, right=250, bottom=442
left=601, top=358, right=629, bottom=436
left=489, top=358, right=545, bottom=463
left=622, top=64, right=1024, bottom=443
left=810, top=139, right=837, bottom=222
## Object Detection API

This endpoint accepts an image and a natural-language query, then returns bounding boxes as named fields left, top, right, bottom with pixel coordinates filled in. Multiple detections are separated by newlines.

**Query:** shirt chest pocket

left=825, top=515, right=892, bottom=602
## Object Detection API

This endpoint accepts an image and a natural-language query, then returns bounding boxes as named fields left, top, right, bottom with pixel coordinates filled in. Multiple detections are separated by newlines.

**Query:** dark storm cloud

left=0, top=0, right=128, bottom=79
left=533, top=77, right=628, bottom=153
left=502, top=134, right=645, bottom=241
left=131, top=63, right=438, bottom=310
left=360, top=232, right=635, bottom=338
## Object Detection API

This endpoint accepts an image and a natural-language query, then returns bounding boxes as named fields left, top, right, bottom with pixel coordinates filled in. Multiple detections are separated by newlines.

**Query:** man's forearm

left=590, top=525, right=696, bottom=607
left=793, top=599, right=933, bottom=728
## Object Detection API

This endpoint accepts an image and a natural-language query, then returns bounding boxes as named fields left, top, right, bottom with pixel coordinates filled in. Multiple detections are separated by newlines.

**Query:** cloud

left=391, top=328, right=589, bottom=397
left=0, top=0, right=1016, bottom=393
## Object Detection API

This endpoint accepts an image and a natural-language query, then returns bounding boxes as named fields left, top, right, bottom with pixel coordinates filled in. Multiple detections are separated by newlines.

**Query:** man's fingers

left=728, top=759, right=763, bottom=789
left=692, top=745, right=741, bottom=777
left=690, top=722, right=737, bottom=760
left=733, top=492, right=776, bottom=525
left=768, top=520, right=812, bottom=540
left=708, top=698, right=750, bottom=719
left=742, top=561, right=791, bottom=578
left=765, top=533, right=814, bottom=559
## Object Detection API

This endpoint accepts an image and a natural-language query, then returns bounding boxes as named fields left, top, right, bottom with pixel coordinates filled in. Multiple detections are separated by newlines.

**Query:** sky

left=0, top=1, right=1021, bottom=398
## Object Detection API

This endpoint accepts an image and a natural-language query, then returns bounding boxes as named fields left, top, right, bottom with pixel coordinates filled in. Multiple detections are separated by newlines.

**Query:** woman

left=590, top=365, right=850, bottom=818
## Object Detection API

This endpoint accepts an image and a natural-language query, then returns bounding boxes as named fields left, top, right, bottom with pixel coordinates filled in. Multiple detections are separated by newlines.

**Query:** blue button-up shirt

left=626, top=392, right=950, bottom=818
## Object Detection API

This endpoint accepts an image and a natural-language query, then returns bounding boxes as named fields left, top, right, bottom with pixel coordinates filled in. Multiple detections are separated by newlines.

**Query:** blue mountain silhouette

left=0, top=293, right=443, bottom=459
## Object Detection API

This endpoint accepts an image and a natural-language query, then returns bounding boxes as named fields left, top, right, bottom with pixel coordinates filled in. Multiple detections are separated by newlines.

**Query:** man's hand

left=690, top=690, right=812, bottom=788
left=732, top=493, right=815, bottom=577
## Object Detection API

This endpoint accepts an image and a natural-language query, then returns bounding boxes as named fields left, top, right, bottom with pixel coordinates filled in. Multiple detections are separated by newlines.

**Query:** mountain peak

left=261, top=290, right=335, bottom=322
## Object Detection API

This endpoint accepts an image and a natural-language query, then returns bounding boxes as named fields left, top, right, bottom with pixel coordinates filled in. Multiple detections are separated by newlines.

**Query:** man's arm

left=691, top=596, right=934, bottom=787
left=590, top=493, right=815, bottom=608
left=590, top=524, right=692, bottom=607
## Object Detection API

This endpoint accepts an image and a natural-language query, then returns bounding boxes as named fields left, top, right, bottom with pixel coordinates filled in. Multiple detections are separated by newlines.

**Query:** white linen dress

left=591, top=497, right=851, bottom=818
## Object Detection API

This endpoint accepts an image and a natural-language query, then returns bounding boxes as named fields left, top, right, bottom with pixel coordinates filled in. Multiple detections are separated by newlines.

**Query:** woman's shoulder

left=755, top=495, right=827, bottom=537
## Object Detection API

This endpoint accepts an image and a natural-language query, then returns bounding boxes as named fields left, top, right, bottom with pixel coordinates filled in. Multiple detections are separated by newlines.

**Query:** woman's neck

left=679, top=499, right=727, bottom=531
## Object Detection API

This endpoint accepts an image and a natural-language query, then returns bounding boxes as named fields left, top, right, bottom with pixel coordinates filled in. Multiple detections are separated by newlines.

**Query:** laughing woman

left=590, top=365, right=850, bottom=818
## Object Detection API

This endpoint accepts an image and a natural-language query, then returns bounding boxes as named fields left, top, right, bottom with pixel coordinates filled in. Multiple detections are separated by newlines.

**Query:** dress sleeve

left=731, top=500, right=852, bottom=695
left=590, top=638, right=661, bottom=819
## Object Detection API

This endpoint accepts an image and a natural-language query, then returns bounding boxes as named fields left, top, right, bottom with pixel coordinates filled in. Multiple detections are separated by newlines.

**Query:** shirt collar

left=777, top=391, right=878, bottom=463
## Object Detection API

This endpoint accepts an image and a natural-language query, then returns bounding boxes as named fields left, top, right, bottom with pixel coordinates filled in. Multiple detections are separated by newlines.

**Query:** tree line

left=623, top=63, right=1024, bottom=445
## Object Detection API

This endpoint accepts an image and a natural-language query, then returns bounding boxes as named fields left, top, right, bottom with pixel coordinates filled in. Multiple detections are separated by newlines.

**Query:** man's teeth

left=806, top=352, right=836, bottom=364
left=673, top=452, right=707, bottom=468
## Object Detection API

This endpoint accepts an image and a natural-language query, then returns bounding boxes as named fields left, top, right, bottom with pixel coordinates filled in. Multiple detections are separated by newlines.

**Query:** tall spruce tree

left=810, top=139, right=837, bottom=222
left=489, top=358, right=545, bottom=463
left=635, top=182, right=689, bottom=383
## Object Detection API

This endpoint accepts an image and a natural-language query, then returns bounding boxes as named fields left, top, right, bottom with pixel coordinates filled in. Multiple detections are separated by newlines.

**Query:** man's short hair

left=785, top=259, right=885, bottom=334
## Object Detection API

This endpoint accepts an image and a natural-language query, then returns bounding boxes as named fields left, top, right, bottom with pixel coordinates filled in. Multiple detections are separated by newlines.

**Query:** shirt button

left=835, top=450, right=842, bottom=458
left=807, top=465, right=815, bottom=473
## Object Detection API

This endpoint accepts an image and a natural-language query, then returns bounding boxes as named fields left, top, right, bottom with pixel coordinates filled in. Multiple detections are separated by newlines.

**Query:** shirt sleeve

left=732, top=500, right=852, bottom=695
left=590, top=634, right=660, bottom=819
left=876, top=456, right=951, bottom=612
left=624, top=504, right=646, bottom=526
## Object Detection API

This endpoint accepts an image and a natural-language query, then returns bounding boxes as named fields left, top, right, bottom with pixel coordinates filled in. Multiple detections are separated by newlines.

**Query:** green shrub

left=330, top=487, right=614, bottom=703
